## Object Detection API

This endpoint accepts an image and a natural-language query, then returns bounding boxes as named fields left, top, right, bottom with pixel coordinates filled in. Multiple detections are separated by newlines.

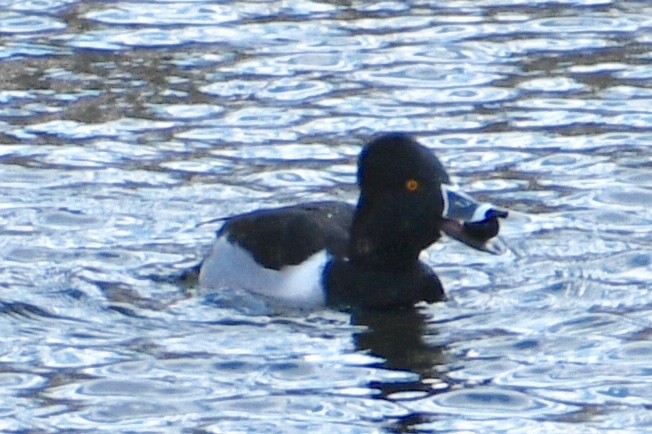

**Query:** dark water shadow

left=351, top=308, right=450, bottom=431
left=352, top=307, right=448, bottom=392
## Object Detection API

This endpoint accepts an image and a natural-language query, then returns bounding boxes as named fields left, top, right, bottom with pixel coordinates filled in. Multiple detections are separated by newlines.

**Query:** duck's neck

left=348, top=199, right=422, bottom=271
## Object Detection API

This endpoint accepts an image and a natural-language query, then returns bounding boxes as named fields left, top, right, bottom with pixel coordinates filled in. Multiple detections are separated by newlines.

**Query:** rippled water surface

left=1, top=0, right=652, bottom=432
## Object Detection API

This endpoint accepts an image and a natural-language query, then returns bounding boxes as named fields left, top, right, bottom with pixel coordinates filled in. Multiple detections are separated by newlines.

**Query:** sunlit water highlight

left=1, top=0, right=652, bottom=432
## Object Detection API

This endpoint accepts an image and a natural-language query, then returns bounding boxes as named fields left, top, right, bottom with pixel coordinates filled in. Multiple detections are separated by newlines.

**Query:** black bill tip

left=463, top=208, right=509, bottom=241
left=441, top=213, right=508, bottom=255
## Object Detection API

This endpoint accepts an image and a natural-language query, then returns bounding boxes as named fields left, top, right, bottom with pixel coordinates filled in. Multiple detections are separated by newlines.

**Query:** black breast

left=324, top=259, right=445, bottom=310
left=220, top=201, right=354, bottom=270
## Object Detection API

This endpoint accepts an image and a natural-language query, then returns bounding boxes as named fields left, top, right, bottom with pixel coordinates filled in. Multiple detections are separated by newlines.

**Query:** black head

left=357, top=133, right=450, bottom=197
left=350, top=133, right=451, bottom=269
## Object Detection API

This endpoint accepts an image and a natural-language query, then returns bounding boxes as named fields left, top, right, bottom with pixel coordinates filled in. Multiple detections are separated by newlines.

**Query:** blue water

left=1, top=0, right=652, bottom=432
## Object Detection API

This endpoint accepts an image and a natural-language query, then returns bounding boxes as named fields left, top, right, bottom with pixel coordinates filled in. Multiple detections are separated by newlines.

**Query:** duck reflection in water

left=351, top=307, right=454, bottom=431
left=352, top=307, right=448, bottom=397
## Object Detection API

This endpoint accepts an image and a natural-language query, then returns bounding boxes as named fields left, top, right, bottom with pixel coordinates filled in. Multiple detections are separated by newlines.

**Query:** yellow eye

left=405, top=179, right=419, bottom=192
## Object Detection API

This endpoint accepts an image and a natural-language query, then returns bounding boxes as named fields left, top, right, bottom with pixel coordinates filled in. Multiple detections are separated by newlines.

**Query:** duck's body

left=199, top=201, right=352, bottom=308
left=199, top=133, right=507, bottom=311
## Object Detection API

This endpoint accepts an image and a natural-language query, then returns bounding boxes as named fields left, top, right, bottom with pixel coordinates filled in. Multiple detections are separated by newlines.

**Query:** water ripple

left=393, top=86, right=519, bottom=105
left=529, top=16, right=640, bottom=34
left=147, top=104, right=224, bottom=120
left=518, top=77, right=588, bottom=93
left=9, top=0, right=78, bottom=11
left=614, top=65, right=652, bottom=81
left=473, top=37, right=613, bottom=58
left=16, top=118, right=176, bottom=141
left=0, top=42, right=69, bottom=59
left=0, top=12, right=66, bottom=34
left=1, top=1, right=652, bottom=432
left=351, top=64, right=504, bottom=89
left=84, top=3, right=242, bottom=26
left=403, top=386, right=576, bottom=419
left=316, top=96, right=432, bottom=117
left=176, top=127, right=300, bottom=145
left=230, top=52, right=361, bottom=75
left=211, top=143, right=349, bottom=162
left=257, top=79, right=334, bottom=101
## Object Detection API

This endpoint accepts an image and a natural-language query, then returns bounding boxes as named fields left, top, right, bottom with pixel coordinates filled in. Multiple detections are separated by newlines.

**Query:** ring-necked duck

left=199, top=133, right=507, bottom=310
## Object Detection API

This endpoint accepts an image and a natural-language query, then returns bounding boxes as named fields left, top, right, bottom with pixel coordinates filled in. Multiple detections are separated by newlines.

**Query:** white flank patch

left=199, top=236, right=329, bottom=309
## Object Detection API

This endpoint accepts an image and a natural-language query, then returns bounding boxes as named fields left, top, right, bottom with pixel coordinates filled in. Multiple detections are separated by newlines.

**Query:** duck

left=199, top=132, right=508, bottom=311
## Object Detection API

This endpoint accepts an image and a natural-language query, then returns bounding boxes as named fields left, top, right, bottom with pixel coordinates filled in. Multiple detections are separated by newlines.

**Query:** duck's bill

left=440, top=184, right=508, bottom=255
